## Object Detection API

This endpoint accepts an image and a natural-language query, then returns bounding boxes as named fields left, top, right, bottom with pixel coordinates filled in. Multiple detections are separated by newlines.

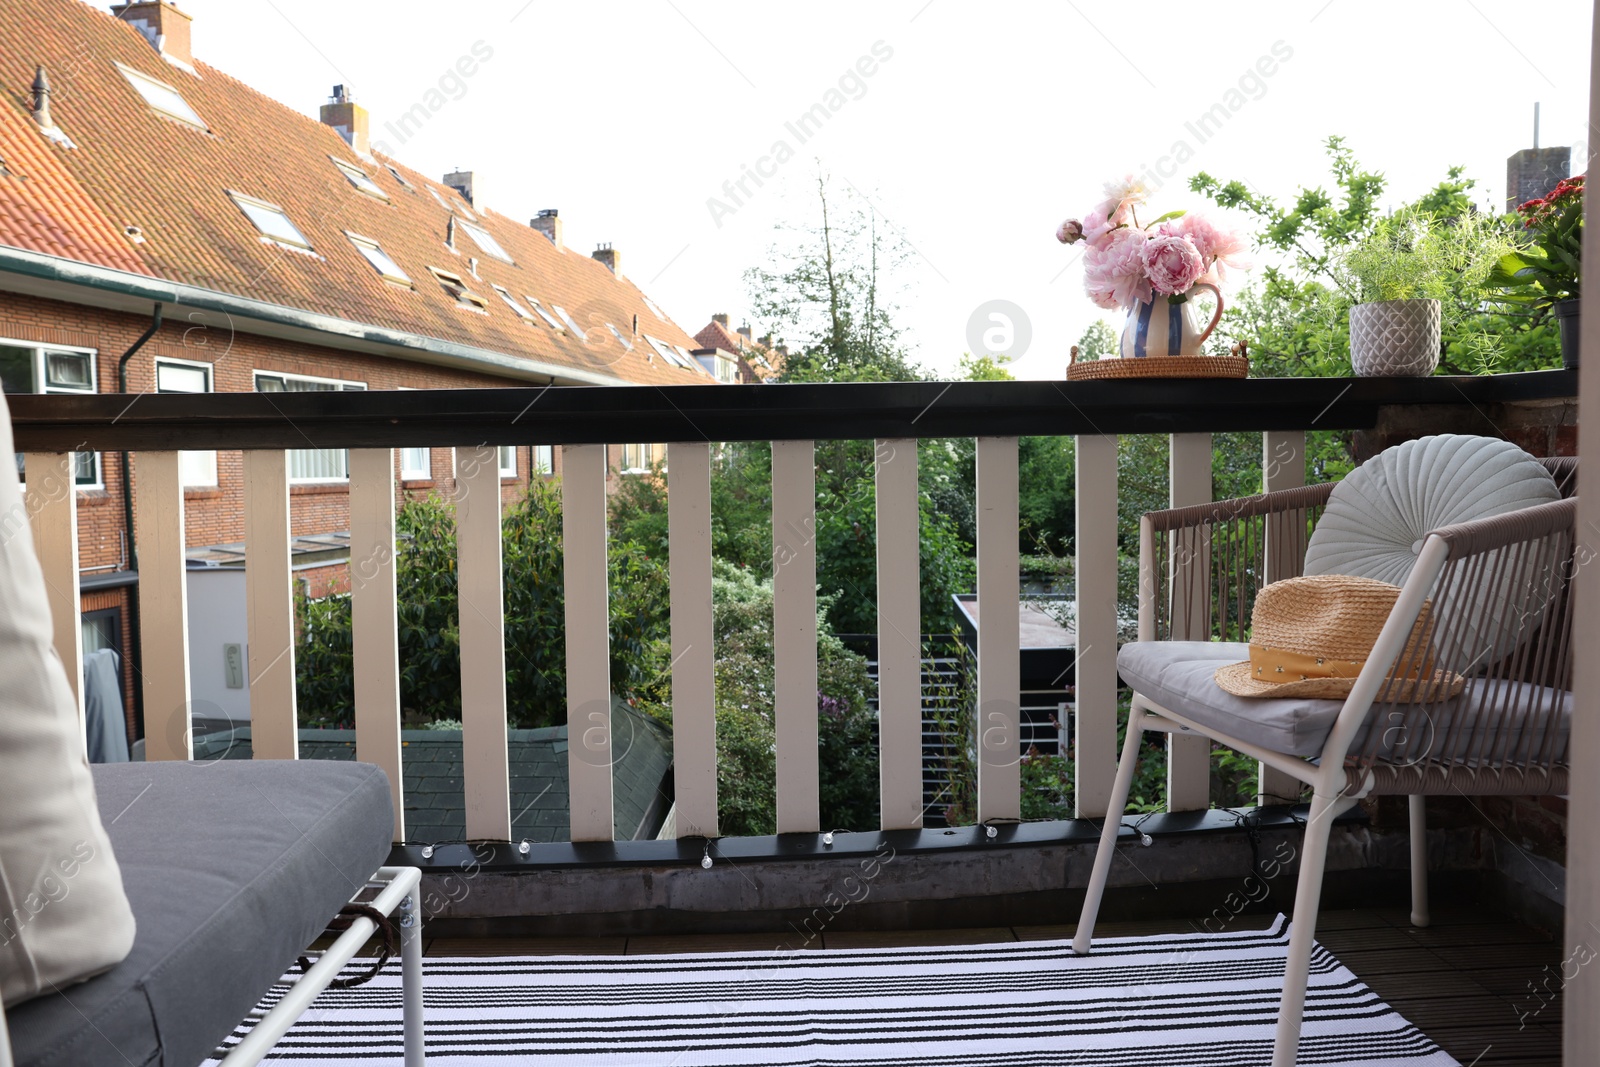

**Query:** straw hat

left=1214, top=574, right=1464, bottom=702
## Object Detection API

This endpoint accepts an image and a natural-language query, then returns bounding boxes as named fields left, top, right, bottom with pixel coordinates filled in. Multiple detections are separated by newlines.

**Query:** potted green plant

left=1336, top=209, right=1512, bottom=376
left=1490, top=175, right=1583, bottom=369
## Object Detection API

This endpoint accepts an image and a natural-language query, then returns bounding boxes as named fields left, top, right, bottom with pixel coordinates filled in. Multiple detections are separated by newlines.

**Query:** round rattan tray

left=1066, top=354, right=1250, bottom=381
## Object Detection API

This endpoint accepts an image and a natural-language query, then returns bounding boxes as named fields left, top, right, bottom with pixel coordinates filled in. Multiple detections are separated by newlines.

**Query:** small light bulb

left=700, top=842, right=713, bottom=869
left=518, top=839, right=530, bottom=855
left=985, top=824, right=997, bottom=839
left=420, top=844, right=434, bottom=859
left=1139, top=832, right=1154, bottom=847
left=823, top=831, right=834, bottom=846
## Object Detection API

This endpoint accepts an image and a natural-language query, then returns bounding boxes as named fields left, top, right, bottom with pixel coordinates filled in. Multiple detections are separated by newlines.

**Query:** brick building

left=692, top=313, right=785, bottom=382
left=0, top=0, right=717, bottom=739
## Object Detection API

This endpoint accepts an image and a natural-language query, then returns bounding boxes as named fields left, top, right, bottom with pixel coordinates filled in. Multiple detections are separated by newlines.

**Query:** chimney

left=758, top=333, right=774, bottom=348
left=712, top=312, right=730, bottom=328
left=443, top=169, right=475, bottom=206
left=320, top=84, right=370, bottom=156
left=110, top=1, right=194, bottom=69
left=31, top=66, right=52, bottom=129
left=592, top=243, right=621, bottom=277
left=445, top=215, right=458, bottom=254
left=531, top=209, right=562, bottom=249
left=736, top=323, right=753, bottom=342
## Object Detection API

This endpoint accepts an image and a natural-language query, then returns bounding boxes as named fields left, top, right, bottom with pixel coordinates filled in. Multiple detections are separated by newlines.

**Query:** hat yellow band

left=1246, top=646, right=1366, bottom=684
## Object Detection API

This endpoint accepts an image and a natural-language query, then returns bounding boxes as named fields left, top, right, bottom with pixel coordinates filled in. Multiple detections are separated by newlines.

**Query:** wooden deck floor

left=426, top=903, right=1563, bottom=1066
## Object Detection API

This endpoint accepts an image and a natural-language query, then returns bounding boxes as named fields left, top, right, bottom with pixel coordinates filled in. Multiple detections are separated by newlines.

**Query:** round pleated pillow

left=1304, top=434, right=1560, bottom=668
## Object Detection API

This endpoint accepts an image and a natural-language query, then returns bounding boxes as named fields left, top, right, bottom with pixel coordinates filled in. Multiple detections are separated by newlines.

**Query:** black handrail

left=7, top=371, right=1576, bottom=451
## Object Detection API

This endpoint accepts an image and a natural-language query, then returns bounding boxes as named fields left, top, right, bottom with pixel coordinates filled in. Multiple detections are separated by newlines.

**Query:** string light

left=419, top=844, right=434, bottom=859
left=701, top=841, right=713, bottom=869
left=518, top=839, right=531, bottom=855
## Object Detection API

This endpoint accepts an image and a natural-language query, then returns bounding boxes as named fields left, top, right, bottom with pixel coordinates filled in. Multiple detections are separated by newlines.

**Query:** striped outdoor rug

left=208, top=915, right=1456, bottom=1065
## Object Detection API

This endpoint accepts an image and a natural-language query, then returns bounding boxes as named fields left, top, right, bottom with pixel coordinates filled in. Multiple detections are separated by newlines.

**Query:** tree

left=1074, top=319, right=1117, bottom=361
left=747, top=172, right=924, bottom=383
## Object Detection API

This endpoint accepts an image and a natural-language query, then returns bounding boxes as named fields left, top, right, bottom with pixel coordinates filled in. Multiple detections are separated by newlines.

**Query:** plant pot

left=1554, top=298, right=1580, bottom=370
left=1349, top=298, right=1441, bottom=377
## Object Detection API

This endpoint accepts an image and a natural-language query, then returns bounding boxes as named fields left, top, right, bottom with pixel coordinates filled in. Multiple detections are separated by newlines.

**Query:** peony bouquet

left=1057, top=177, right=1250, bottom=311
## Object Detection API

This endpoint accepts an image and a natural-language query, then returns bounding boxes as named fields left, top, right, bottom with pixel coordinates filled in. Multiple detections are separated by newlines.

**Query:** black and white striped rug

left=210, top=916, right=1456, bottom=1065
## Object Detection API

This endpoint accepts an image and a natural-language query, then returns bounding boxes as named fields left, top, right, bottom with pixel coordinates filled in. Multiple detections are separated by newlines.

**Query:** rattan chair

left=1073, top=458, right=1577, bottom=1067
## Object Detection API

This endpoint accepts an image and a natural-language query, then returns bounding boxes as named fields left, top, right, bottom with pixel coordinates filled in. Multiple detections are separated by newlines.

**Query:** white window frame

left=492, top=285, right=534, bottom=321
left=116, top=61, right=207, bottom=128
left=385, top=164, right=412, bottom=188
left=400, top=446, right=431, bottom=481
left=332, top=157, right=389, bottom=201
left=605, top=323, right=634, bottom=352
left=428, top=185, right=477, bottom=221
left=228, top=191, right=313, bottom=251
left=155, top=357, right=218, bottom=488
left=619, top=443, right=654, bottom=474
left=532, top=445, right=553, bottom=477
left=459, top=220, right=514, bottom=264
left=427, top=267, right=488, bottom=312
left=524, top=296, right=566, bottom=331
left=498, top=445, right=517, bottom=478
left=346, top=232, right=411, bottom=286
left=2, top=340, right=101, bottom=489
left=552, top=305, right=587, bottom=341
left=253, top=370, right=367, bottom=483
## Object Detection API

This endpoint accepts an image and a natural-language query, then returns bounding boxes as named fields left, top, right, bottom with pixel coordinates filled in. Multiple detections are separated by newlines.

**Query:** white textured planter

left=1349, top=298, right=1442, bottom=377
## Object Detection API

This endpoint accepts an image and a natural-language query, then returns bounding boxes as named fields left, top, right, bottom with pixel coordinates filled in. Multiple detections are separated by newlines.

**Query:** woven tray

left=1066, top=354, right=1250, bottom=381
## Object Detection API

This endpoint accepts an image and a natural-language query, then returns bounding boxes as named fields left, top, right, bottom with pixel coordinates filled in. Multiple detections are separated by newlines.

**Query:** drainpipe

left=117, top=302, right=162, bottom=739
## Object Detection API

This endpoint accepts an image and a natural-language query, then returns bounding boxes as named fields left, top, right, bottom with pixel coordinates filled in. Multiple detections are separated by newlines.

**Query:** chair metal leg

left=1073, top=703, right=1147, bottom=955
left=1408, top=795, right=1430, bottom=928
left=1272, top=791, right=1358, bottom=1067
left=399, top=886, right=426, bottom=1066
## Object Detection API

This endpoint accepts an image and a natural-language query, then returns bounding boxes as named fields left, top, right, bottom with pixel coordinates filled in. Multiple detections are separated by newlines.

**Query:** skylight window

left=606, top=324, right=634, bottom=352
left=643, top=296, right=666, bottom=319
left=459, top=221, right=513, bottom=264
left=524, top=296, right=566, bottom=331
left=347, top=233, right=410, bottom=285
left=492, top=285, right=533, bottom=320
left=117, top=63, right=206, bottom=128
left=645, top=336, right=687, bottom=368
left=676, top=345, right=709, bottom=373
left=553, top=306, right=587, bottom=340
left=427, top=267, right=487, bottom=311
left=428, top=185, right=477, bottom=220
left=228, top=191, right=312, bottom=250
left=385, top=164, right=412, bottom=188
left=332, top=158, right=389, bottom=201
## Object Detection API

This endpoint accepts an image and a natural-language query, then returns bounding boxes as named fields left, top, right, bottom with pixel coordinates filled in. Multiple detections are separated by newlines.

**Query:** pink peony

left=1159, top=213, right=1252, bottom=284
left=1084, top=227, right=1151, bottom=310
left=1080, top=197, right=1128, bottom=250
left=1056, top=218, right=1084, bottom=244
left=1141, top=234, right=1204, bottom=296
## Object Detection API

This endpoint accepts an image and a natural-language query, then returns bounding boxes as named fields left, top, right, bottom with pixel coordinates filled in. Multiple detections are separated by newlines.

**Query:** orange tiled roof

left=0, top=0, right=709, bottom=386
left=693, top=318, right=781, bottom=379
left=0, top=94, right=149, bottom=274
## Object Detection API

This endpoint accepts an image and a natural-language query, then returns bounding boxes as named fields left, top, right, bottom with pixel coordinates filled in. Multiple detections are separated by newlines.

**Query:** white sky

left=136, top=1, right=1593, bottom=380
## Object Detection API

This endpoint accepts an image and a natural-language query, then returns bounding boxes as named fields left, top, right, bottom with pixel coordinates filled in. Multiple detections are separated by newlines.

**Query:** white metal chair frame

left=0, top=865, right=425, bottom=1067
left=1073, top=486, right=1577, bottom=1067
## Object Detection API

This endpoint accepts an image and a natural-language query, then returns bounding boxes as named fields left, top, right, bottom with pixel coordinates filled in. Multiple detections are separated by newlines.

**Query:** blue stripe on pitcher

left=1134, top=299, right=1154, bottom=358
left=1168, top=299, right=1183, bottom=355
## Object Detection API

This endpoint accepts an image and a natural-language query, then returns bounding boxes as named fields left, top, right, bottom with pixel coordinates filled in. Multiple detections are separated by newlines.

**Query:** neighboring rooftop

left=0, top=0, right=709, bottom=387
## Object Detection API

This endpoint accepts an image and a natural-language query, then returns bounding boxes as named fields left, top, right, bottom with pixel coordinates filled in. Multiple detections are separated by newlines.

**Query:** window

left=347, top=233, right=410, bottom=285
left=155, top=359, right=217, bottom=487
left=643, top=296, right=666, bottom=319
left=619, top=443, right=654, bottom=473
left=117, top=62, right=206, bottom=127
left=498, top=446, right=517, bottom=478
left=532, top=445, right=553, bottom=476
left=552, top=305, right=587, bottom=340
left=459, top=220, right=513, bottom=264
left=254, top=371, right=366, bottom=481
left=427, top=267, right=487, bottom=311
left=332, top=158, right=388, bottom=201
left=492, top=285, right=533, bottom=320
left=228, top=191, right=312, bottom=250
left=644, top=336, right=687, bottom=368
left=676, top=345, right=709, bottom=374
left=428, top=185, right=477, bottom=220
left=605, top=324, right=634, bottom=352
left=385, top=164, right=412, bottom=188
left=1, top=342, right=100, bottom=487
left=401, top=447, right=431, bottom=481
left=524, top=296, right=566, bottom=331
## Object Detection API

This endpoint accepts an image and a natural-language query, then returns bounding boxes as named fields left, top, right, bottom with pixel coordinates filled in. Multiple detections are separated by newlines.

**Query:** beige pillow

left=0, top=392, right=136, bottom=1006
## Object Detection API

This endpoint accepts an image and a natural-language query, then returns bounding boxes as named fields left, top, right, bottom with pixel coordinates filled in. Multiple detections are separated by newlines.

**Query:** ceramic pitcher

left=1119, top=282, right=1224, bottom=358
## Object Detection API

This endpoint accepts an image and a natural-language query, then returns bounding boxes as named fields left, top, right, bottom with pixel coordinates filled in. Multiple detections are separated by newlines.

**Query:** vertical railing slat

left=1259, top=429, right=1308, bottom=805
left=772, top=439, right=819, bottom=834
left=243, top=450, right=297, bottom=760
left=875, top=438, right=922, bottom=830
left=975, top=436, right=1020, bottom=824
left=349, top=447, right=405, bottom=842
left=1074, top=435, right=1119, bottom=818
left=133, top=450, right=192, bottom=761
left=25, top=453, right=83, bottom=733
left=668, top=441, right=718, bottom=839
left=561, top=444, right=615, bottom=841
left=1166, top=432, right=1212, bottom=811
left=457, top=444, right=512, bottom=841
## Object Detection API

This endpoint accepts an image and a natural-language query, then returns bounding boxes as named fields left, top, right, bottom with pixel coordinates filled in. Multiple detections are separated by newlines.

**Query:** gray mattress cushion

left=8, top=759, right=392, bottom=1067
left=1120, top=641, right=1572, bottom=763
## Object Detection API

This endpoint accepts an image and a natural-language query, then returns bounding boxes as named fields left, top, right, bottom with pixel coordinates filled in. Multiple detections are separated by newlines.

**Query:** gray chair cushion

left=8, top=760, right=392, bottom=1067
left=1120, top=641, right=1572, bottom=763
